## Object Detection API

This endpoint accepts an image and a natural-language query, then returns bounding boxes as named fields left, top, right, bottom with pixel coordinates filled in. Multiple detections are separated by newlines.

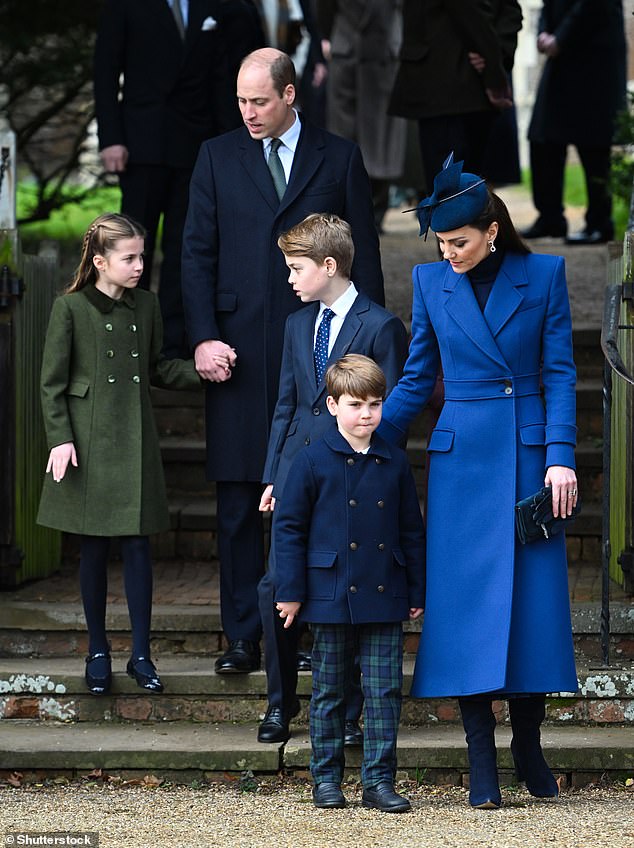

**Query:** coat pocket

left=427, top=428, right=455, bottom=453
left=519, top=423, right=546, bottom=446
left=67, top=381, right=89, bottom=398
left=306, top=550, right=337, bottom=601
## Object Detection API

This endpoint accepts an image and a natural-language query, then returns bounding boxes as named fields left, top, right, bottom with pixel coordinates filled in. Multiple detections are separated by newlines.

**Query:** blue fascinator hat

left=405, top=153, right=489, bottom=239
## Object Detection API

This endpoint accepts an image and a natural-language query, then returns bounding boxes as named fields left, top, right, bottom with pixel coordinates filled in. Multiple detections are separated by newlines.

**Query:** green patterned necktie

left=268, top=138, right=287, bottom=201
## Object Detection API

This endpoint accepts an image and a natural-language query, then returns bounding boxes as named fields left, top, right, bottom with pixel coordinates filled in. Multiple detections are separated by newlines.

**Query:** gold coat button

left=107, top=375, right=116, bottom=383
left=130, top=349, right=139, bottom=358
left=129, top=323, right=137, bottom=332
left=105, top=323, right=113, bottom=331
left=106, top=350, right=114, bottom=358
left=349, top=542, right=358, bottom=551
left=132, top=375, right=140, bottom=383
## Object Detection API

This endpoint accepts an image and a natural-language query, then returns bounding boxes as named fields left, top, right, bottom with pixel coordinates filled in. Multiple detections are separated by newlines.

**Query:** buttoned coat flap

left=307, top=550, right=337, bottom=568
left=519, top=423, right=546, bottom=446
left=427, top=428, right=455, bottom=453
left=216, top=291, right=237, bottom=312
left=67, top=381, right=90, bottom=398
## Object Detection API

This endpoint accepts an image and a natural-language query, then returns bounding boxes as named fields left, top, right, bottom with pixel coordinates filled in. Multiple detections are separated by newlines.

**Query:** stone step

left=1, top=657, right=632, bottom=727
left=0, top=721, right=631, bottom=785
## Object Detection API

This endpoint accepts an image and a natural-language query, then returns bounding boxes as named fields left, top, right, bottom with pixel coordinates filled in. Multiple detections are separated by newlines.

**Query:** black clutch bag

left=515, top=485, right=580, bottom=544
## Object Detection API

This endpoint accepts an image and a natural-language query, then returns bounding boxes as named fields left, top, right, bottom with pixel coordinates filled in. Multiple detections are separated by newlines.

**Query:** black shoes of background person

left=85, top=651, right=112, bottom=695
left=214, top=639, right=261, bottom=674
left=344, top=719, right=363, bottom=747
left=313, top=782, right=347, bottom=809
left=565, top=229, right=612, bottom=245
left=520, top=218, right=567, bottom=240
left=362, top=782, right=412, bottom=813
left=296, top=650, right=312, bottom=672
left=126, top=656, right=164, bottom=692
left=257, top=698, right=301, bottom=743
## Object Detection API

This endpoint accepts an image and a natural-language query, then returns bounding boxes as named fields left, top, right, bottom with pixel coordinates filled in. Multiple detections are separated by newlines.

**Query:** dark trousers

left=79, top=535, right=153, bottom=657
left=216, top=481, right=265, bottom=644
left=258, top=528, right=364, bottom=719
left=310, top=622, right=403, bottom=787
left=417, top=111, right=495, bottom=193
left=119, top=163, right=192, bottom=357
left=529, top=141, right=613, bottom=236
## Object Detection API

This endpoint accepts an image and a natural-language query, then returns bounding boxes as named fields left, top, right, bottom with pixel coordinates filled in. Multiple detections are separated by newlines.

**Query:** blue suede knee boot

left=509, top=696, right=558, bottom=798
left=458, top=697, right=501, bottom=809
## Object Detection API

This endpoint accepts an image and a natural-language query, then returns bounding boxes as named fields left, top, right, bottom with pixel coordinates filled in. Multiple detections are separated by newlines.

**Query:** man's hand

left=485, top=83, right=513, bottom=110
left=468, top=51, right=486, bottom=73
left=537, top=31, right=560, bottom=57
left=194, top=340, right=237, bottom=382
left=46, top=442, right=78, bottom=483
left=100, top=144, right=129, bottom=173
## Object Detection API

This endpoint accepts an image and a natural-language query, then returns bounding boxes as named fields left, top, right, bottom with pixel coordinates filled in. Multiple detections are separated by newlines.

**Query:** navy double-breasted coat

left=274, top=428, right=426, bottom=624
left=379, top=252, right=579, bottom=697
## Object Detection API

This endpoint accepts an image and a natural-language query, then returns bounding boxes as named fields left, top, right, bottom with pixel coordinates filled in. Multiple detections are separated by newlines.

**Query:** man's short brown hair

left=278, top=213, right=354, bottom=279
left=325, top=354, right=386, bottom=402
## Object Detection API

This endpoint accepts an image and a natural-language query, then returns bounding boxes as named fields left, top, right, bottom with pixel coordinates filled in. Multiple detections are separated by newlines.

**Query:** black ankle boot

left=509, top=696, right=558, bottom=798
left=458, top=697, right=501, bottom=809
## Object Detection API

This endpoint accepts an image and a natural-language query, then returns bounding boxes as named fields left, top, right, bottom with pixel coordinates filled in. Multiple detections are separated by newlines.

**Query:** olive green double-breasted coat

left=37, top=285, right=201, bottom=536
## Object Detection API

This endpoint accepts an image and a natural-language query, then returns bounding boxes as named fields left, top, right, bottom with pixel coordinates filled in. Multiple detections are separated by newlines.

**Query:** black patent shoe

left=519, top=218, right=567, bottom=239
left=296, top=650, right=312, bottom=672
left=85, top=651, right=112, bottom=695
left=126, top=656, right=164, bottom=693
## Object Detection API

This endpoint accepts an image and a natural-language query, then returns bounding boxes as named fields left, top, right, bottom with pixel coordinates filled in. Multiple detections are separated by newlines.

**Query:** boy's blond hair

left=325, top=354, right=386, bottom=402
left=278, top=213, right=354, bottom=279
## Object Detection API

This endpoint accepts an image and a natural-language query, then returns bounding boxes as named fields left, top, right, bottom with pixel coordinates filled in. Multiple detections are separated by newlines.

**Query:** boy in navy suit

left=274, top=355, right=425, bottom=812
left=257, top=214, right=408, bottom=746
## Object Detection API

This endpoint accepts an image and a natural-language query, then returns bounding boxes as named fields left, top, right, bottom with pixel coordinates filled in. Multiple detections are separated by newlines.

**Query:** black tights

left=79, top=535, right=153, bottom=658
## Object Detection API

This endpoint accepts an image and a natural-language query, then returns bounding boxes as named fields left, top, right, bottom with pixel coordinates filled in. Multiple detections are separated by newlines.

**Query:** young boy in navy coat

left=257, top=214, right=408, bottom=746
left=274, top=355, right=425, bottom=812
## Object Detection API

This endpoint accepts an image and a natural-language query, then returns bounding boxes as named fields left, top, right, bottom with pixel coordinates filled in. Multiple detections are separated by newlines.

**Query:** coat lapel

left=298, top=303, right=320, bottom=392
left=276, top=117, right=325, bottom=219
left=483, top=253, right=529, bottom=338
left=154, top=0, right=186, bottom=50
left=237, top=130, right=280, bottom=211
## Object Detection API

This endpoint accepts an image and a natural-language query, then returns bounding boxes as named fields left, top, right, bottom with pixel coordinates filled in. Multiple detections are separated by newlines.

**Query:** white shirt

left=263, top=110, right=301, bottom=183
left=166, top=0, right=188, bottom=27
left=314, top=283, right=359, bottom=355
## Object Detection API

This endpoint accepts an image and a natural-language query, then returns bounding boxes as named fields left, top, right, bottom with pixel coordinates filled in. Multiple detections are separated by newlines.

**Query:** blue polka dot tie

left=314, top=308, right=335, bottom=385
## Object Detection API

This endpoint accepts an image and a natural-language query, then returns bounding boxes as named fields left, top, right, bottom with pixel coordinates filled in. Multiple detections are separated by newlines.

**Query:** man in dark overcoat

left=181, top=48, right=384, bottom=673
left=388, top=0, right=522, bottom=191
left=94, top=0, right=264, bottom=356
left=523, top=0, right=627, bottom=243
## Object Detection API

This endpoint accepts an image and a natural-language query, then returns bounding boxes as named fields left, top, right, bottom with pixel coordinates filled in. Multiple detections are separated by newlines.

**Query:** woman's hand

left=545, top=465, right=578, bottom=518
left=46, top=442, right=78, bottom=482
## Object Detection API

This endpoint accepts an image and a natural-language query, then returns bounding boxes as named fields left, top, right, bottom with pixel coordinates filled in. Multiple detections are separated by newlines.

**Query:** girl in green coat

left=37, top=213, right=210, bottom=696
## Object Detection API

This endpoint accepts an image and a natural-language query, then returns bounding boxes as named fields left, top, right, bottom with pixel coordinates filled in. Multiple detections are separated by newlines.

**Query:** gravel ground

left=1, top=777, right=633, bottom=848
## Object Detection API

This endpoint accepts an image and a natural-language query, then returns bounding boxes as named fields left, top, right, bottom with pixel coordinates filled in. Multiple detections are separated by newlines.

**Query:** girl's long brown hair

left=66, top=212, right=146, bottom=293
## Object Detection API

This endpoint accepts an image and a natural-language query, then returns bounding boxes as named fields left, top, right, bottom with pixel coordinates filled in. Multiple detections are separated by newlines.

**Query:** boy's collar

left=318, top=282, right=357, bottom=318
left=323, top=424, right=392, bottom=459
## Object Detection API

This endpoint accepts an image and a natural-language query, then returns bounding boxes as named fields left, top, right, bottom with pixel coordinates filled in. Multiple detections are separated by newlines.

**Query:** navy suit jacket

left=274, top=428, right=426, bottom=624
left=263, top=292, right=407, bottom=496
left=182, top=116, right=384, bottom=480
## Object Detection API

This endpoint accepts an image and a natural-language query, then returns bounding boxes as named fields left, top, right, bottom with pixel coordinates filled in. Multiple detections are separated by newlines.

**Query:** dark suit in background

left=94, top=0, right=264, bottom=356
left=182, top=109, right=384, bottom=658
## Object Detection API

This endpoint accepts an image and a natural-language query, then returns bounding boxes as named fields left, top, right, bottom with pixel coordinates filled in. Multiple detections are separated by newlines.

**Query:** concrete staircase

left=1, top=326, right=633, bottom=787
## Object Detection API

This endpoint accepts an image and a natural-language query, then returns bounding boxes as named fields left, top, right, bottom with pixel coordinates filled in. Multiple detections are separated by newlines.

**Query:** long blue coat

left=379, top=252, right=579, bottom=697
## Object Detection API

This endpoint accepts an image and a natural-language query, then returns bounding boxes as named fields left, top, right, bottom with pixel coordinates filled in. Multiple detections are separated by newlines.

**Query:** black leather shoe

left=520, top=219, right=567, bottom=239
left=362, top=782, right=411, bottom=813
left=296, top=650, right=312, bottom=672
left=126, top=656, right=164, bottom=693
left=313, top=782, right=346, bottom=809
left=565, top=229, right=611, bottom=245
left=344, top=719, right=363, bottom=747
left=257, top=699, right=301, bottom=743
left=214, top=640, right=261, bottom=674
left=85, top=651, right=111, bottom=695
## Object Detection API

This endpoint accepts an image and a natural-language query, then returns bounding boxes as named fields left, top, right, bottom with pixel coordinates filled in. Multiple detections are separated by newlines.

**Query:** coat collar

left=442, top=252, right=528, bottom=370
left=323, top=423, right=393, bottom=460
left=81, top=284, right=136, bottom=313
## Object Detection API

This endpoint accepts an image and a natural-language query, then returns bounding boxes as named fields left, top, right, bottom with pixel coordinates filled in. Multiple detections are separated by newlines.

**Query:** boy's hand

left=46, top=442, right=78, bottom=482
left=194, top=340, right=237, bottom=382
left=259, top=484, right=276, bottom=512
left=276, top=601, right=301, bottom=629
left=409, top=607, right=423, bottom=620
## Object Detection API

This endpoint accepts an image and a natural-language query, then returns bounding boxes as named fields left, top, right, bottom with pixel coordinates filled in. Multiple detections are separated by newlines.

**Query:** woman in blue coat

left=379, top=155, right=579, bottom=809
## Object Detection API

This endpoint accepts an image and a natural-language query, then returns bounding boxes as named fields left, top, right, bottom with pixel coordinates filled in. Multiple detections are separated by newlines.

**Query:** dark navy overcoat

left=274, top=428, right=426, bottom=624
left=379, top=252, right=579, bottom=697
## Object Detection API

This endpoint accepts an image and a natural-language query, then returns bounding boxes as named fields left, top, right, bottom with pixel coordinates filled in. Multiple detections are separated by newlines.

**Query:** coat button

left=377, top=543, right=385, bottom=551
left=349, top=499, right=357, bottom=507
left=132, top=375, right=140, bottom=383
left=349, top=585, right=357, bottom=593
left=106, top=350, right=114, bottom=358
left=347, top=457, right=355, bottom=466
left=105, top=323, right=113, bottom=331
left=377, top=500, right=384, bottom=508
left=304, top=437, right=310, bottom=446
left=375, top=457, right=382, bottom=464
left=129, top=323, right=137, bottom=332
left=349, top=542, right=358, bottom=551
left=130, top=349, right=139, bottom=358
left=107, top=375, right=116, bottom=383
left=377, top=585, right=385, bottom=593
left=312, top=408, right=320, bottom=415
left=504, top=386, right=513, bottom=395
